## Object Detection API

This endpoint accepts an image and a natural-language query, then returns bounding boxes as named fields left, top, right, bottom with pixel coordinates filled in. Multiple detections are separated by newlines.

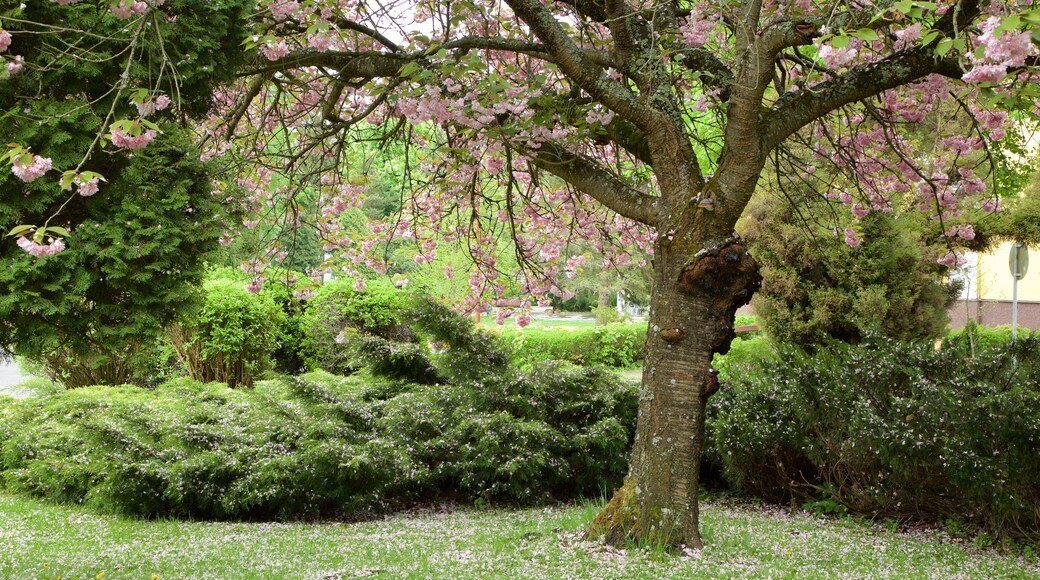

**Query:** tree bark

left=588, top=231, right=760, bottom=549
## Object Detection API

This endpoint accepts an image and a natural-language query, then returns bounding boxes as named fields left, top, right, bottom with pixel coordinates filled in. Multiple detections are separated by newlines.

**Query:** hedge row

left=707, top=332, right=1040, bottom=543
left=499, top=324, right=647, bottom=369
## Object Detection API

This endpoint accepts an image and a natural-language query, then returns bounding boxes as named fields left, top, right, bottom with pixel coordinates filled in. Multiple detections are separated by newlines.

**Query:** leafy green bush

left=404, top=296, right=514, bottom=384
left=500, top=323, right=647, bottom=369
left=169, top=279, right=285, bottom=388
left=707, top=334, right=1040, bottom=543
left=300, top=279, right=412, bottom=375
left=945, top=322, right=1034, bottom=357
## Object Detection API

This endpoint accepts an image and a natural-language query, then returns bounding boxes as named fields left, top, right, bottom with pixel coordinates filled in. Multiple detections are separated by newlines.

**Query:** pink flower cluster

left=110, top=127, right=157, bottom=149
left=818, top=44, right=858, bottom=69
left=110, top=0, right=149, bottom=19
left=0, top=30, right=11, bottom=52
left=136, top=95, right=172, bottom=117
left=679, top=10, right=714, bottom=48
left=17, top=236, right=65, bottom=257
left=5, top=55, right=23, bottom=75
left=963, top=16, right=1034, bottom=83
left=11, top=154, right=52, bottom=182
left=261, top=40, right=289, bottom=61
left=75, top=175, right=101, bottom=197
left=937, top=252, right=963, bottom=268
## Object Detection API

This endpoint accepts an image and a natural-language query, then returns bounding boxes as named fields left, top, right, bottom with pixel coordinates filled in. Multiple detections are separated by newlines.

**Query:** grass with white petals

left=1, top=493, right=1037, bottom=579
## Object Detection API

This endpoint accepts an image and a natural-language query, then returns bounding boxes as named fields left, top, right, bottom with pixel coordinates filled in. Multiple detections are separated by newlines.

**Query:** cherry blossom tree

left=5, top=0, right=1040, bottom=550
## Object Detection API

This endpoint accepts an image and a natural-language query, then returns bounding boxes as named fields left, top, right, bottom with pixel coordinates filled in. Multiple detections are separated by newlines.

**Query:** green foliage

left=0, top=129, right=231, bottom=365
left=169, top=279, right=285, bottom=388
left=405, top=296, right=515, bottom=384
left=0, top=361, right=636, bottom=518
left=300, top=279, right=412, bottom=375
left=592, top=306, right=623, bottom=325
left=0, top=0, right=252, bottom=375
left=4, top=0, right=254, bottom=118
left=707, top=334, right=1040, bottom=543
left=346, top=335, right=440, bottom=384
left=500, top=324, right=647, bottom=369
left=744, top=195, right=954, bottom=347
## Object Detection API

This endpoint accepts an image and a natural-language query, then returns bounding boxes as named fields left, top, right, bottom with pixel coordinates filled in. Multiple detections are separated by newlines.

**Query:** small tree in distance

left=4, top=0, right=1040, bottom=550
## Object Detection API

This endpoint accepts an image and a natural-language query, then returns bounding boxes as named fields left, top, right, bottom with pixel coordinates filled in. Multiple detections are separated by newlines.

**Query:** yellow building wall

left=976, top=241, right=1040, bottom=301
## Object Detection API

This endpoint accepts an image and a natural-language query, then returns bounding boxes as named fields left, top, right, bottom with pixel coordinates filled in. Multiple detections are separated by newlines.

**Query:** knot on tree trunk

left=676, top=240, right=761, bottom=356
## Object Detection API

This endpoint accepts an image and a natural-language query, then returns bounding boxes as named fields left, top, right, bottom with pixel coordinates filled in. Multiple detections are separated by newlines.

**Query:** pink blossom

left=76, top=176, right=100, bottom=197
left=516, top=313, right=531, bottom=328
left=11, top=154, right=52, bottom=182
left=5, top=55, right=23, bottom=75
left=977, top=17, right=1033, bottom=67
left=679, top=11, right=714, bottom=48
left=495, top=308, right=510, bottom=325
left=110, top=127, right=157, bottom=149
left=293, top=289, right=317, bottom=300
left=937, top=252, right=961, bottom=267
left=261, top=41, right=289, bottom=61
left=16, top=236, right=65, bottom=257
left=818, top=44, right=857, bottom=68
left=354, top=278, right=367, bottom=292
left=851, top=203, right=870, bottom=218
left=136, top=95, right=172, bottom=117
left=269, top=0, right=300, bottom=21
left=893, top=23, right=922, bottom=51
left=307, top=33, right=335, bottom=52
left=957, top=224, right=976, bottom=240
left=0, top=30, right=11, bottom=52
left=110, top=0, right=148, bottom=19
left=692, top=94, right=709, bottom=112
left=844, top=227, right=861, bottom=248
left=245, top=278, right=263, bottom=294
left=962, top=64, right=1006, bottom=84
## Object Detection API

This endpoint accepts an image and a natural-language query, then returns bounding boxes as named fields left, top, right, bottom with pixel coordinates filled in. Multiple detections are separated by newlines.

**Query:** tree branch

left=531, top=140, right=660, bottom=227
left=505, top=0, right=657, bottom=129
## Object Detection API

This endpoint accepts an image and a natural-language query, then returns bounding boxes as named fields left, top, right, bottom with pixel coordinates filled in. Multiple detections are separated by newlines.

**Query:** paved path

left=0, top=360, right=31, bottom=399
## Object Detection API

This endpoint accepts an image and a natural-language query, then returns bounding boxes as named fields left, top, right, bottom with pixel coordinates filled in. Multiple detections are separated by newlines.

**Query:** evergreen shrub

left=0, top=300, right=638, bottom=519
left=300, top=279, right=412, bottom=375
left=707, top=334, right=1040, bottom=542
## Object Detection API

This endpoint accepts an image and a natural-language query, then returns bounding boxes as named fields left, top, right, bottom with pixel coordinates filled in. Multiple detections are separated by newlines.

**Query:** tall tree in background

left=4, top=0, right=1039, bottom=549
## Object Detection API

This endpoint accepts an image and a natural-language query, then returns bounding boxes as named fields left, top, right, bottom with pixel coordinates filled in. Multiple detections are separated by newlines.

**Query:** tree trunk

left=589, top=233, right=760, bottom=550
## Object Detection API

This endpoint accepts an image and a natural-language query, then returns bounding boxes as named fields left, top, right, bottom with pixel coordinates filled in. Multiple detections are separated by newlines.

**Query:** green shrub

left=500, top=323, right=647, bottom=369
left=169, top=279, right=285, bottom=388
left=0, top=313, right=638, bottom=518
left=707, top=334, right=1040, bottom=543
left=945, top=322, right=1034, bottom=357
left=300, top=279, right=412, bottom=375
left=745, top=197, right=954, bottom=348
left=404, top=296, right=514, bottom=384
left=377, top=361, right=637, bottom=502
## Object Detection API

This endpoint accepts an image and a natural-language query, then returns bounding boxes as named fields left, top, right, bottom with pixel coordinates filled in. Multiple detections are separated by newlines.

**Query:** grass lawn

left=1, top=493, right=1036, bottom=579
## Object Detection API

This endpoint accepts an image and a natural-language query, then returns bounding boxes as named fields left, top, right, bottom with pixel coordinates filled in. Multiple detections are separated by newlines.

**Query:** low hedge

left=707, top=333, right=1040, bottom=543
left=500, top=324, right=647, bottom=369
left=0, top=298, right=638, bottom=519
